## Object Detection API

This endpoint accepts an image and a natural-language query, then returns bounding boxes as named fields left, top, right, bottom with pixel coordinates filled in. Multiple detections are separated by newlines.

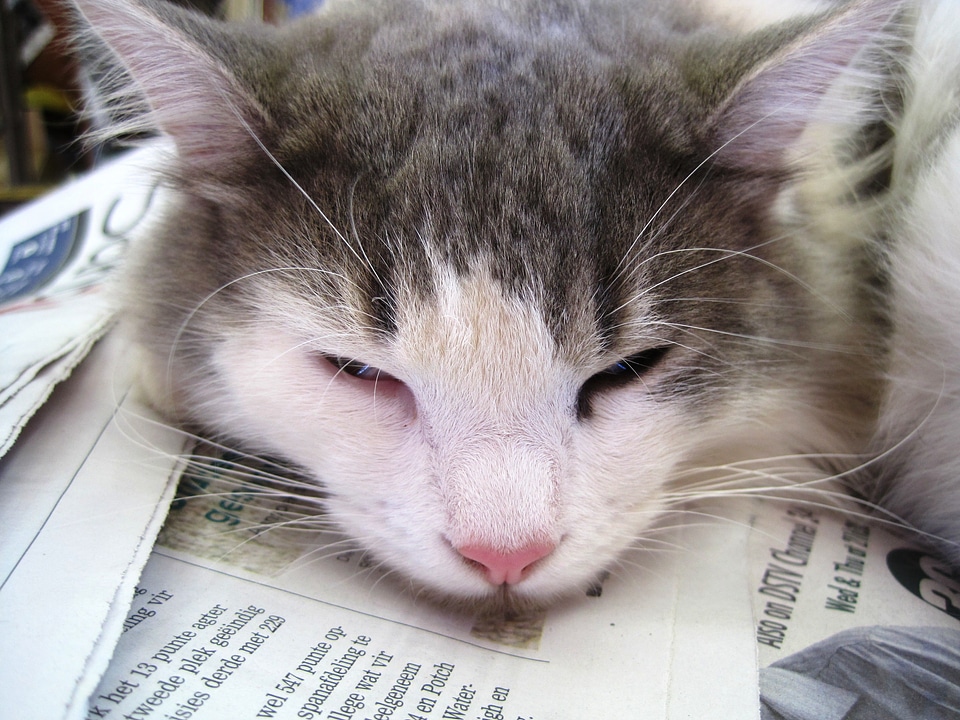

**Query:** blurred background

left=0, top=0, right=313, bottom=215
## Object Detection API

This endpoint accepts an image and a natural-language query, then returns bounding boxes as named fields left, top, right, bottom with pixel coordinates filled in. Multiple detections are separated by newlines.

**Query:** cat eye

left=577, top=346, right=672, bottom=419
left=600, top=346, right=671, bottom=379
left=325, top=355, right=397, bottom=382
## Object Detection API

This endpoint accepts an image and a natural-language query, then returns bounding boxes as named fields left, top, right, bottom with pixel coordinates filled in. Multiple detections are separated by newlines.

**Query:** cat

left=70, top=0, right=960, bottom=610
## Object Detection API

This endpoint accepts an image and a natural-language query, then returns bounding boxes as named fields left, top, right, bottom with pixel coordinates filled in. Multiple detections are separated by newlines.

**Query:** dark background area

left=0, top=0, right=305, bottom=216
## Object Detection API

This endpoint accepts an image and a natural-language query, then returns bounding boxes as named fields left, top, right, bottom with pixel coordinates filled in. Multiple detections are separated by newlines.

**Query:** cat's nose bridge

left=439, top=429, right=562, bottom=547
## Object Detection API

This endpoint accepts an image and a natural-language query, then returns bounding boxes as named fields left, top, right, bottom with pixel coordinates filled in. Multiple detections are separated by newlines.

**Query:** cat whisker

left=365, top=562, right=412, bottom=597
left=603, top=327, right=732, bottom=371
left=669, top=449, right=865, bottom=482
left=276, top=538, right=365, bottom=575
left=655, top=296, right=810, bottom=311
left=658, top=320, right=865, bottom=354
left=659, top=437, right=960, bottom=554
left=228, top=106, right=379, bottom=281
left=616, top=242, right=852, bottom=325
left=611, top=76, right=841, bottom=286
left=610, top=134, right=734, bottom=282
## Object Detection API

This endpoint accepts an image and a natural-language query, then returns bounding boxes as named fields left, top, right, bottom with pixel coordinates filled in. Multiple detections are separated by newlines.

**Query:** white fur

left=867, top=0, right=960, bottom=564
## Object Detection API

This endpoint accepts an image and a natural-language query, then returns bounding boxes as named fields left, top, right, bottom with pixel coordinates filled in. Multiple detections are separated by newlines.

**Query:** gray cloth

left=760, top=626, right=960, bottom=720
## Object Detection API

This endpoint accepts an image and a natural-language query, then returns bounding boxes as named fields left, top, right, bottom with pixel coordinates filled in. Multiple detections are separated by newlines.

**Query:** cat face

left=205, top=270, right=679, bottom=600
left=76, top=0, right=898, bottom=606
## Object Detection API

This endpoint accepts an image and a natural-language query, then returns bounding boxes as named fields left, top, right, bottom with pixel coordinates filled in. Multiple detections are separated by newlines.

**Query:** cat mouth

left=420, top=578, right=560, bottom=616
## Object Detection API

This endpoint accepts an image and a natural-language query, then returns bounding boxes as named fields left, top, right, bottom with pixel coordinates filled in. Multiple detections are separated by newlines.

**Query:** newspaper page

left=746, top=500, right=960, bottom=719
left=81, top=447, right=760, bottom=720
left=0, top=142, right=171, bottom=457
left=0, top=142, right=190, bottom=719
left=0, top=329, right=190, bottom=720
left=82, top=450, right=960, bottom=720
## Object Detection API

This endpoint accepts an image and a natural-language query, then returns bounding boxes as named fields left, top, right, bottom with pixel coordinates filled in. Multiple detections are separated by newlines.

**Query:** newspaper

left=748, top=503, right=960, bottom=719
left=81, top=450, right=760, bottom=720
left=1, top=147, right=959, bottom=720
left=78, top=449, right=960, bottom=720
left=0, top=142, right=171, bottom=457
left=0, top=329, right=189, bottom=720
left=0, top=144, right=188, bottom=719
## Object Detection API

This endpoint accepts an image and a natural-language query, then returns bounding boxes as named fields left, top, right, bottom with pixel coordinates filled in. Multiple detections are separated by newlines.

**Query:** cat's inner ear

left=72, top=0, right=270, bottom=169
left=700, top=0, right=901, bottom=170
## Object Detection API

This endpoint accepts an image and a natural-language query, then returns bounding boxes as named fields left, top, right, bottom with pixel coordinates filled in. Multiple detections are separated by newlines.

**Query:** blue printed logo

left=0, top=211, right=87, bottom=304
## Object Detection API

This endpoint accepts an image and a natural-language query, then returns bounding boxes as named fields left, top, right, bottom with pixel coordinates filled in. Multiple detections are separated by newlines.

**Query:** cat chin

left=408, top=578, right=600, bottom=617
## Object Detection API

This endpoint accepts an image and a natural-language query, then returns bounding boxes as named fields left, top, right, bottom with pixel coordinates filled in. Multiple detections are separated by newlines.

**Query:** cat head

left=73, top=0, right=900, bottom=607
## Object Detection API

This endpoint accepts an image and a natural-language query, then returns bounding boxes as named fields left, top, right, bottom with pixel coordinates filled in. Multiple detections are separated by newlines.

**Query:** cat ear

left=72, top=0, right=269, bottom=169
left=705, top=0, right=902, bottom=170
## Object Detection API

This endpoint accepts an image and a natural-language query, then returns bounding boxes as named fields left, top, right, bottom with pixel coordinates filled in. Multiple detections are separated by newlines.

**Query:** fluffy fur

left=70, top=0, right=960, bottom=608
left=858, top=0, right=960, bottom=567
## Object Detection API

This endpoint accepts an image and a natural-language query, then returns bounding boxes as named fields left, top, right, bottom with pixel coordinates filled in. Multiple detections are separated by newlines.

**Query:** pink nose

left=457, top=543, right=555, bottom=585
